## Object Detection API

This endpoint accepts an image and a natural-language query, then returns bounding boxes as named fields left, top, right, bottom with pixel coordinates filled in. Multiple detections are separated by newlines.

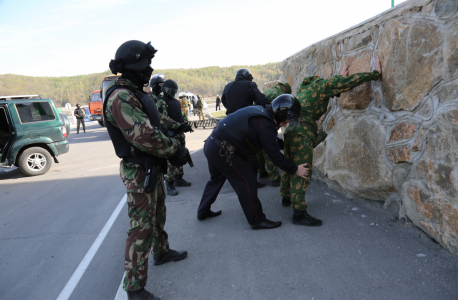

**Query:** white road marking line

left=56, top=194, right=127, bottom=300
left=114, top=276, right=127, bottom=300
left=114, top=149, right=201, bottom=300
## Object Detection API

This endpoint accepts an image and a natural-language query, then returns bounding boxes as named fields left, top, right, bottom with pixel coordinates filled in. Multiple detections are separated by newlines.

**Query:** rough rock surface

left=280, top=0, right=458, bottom=256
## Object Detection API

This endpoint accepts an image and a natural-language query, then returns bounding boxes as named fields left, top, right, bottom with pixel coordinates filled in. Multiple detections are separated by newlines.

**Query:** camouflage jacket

left=149, top=92, right=181, bottom=131
left=105, top=78, right=179, bottom=158
left=74, top=107, right=86, bottom=119
left=284, top=70, right=380, bottom=138
left=264, top=82, right=292, bottom=103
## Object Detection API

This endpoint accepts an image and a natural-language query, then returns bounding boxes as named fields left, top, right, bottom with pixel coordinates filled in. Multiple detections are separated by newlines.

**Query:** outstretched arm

left=321, top=57, right=382, bottom=98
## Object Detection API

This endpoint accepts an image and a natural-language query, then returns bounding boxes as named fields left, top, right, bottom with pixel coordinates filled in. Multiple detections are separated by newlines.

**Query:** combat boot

left=175, top=175, right=191, bottom=187
left=259, top=172, right=269, bottom=178
left=127, top=288, right=161, bottom=300
left=166, top=180, right=178, bottom=196
left=282, top=197, right=291, bottom=207
left=292, top=210, right=322, bottom=226
left=153, top=249, right=187, bottom=265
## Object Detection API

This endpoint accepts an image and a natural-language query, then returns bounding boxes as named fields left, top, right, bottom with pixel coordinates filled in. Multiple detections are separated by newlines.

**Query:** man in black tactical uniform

left=221, top=68, right=271, bottom=188
left=105, top=40, right=190, bottom=300
left=221, top=68, right=270, bottom=115
left=197, top=95, right=309, bottom=230
left=157, top=79, right=192, bottom=195
left=149, top=73, right=164, bottom=99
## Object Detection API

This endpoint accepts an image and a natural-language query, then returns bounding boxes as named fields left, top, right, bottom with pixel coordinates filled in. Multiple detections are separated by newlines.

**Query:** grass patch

left=210, top=110, right=227, bottom=118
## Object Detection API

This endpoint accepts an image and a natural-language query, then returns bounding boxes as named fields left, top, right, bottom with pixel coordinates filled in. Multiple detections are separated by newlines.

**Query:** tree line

left=0, top=63, right=281, bottom=107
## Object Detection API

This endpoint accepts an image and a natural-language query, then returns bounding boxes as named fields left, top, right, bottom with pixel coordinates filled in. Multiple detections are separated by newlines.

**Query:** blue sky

left=0, top=0, right=406, bottom=77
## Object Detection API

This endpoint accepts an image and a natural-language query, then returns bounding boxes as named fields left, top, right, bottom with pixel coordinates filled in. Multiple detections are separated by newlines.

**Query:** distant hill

left=0, top=63, right=281, bottom=107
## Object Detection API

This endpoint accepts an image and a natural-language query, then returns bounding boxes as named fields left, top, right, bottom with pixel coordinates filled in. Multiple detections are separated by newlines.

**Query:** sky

left=0, top=0, right=407, bottom=77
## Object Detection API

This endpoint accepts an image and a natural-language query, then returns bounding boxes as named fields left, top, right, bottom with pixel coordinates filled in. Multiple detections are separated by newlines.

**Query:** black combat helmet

left=235, top=68, right=253, bottom=81
left=150, top=73, right=165, bottom=94
left=109, top=40, right=158, bottom=85
left=271, top=94, right=301, bottom=125
left=76, top=103, right=81, bottom=107
left=162, top=79, right=179, bottom=98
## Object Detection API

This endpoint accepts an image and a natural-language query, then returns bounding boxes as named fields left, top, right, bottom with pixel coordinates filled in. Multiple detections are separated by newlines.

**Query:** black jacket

left=221, top=76, right=269, bottom=115
left=212, top=106, right=297, bottom=175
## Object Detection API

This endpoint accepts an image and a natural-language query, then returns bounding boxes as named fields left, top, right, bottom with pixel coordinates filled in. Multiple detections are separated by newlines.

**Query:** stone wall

left=280, top=0, right=458, bottom=256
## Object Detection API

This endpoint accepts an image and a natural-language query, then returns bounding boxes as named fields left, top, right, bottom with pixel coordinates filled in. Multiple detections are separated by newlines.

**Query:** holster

left=144, top=157, right=167, bottom=193
left=123, top=156, right=166, bottom=193
left=219, top=140, right=237, bottom=166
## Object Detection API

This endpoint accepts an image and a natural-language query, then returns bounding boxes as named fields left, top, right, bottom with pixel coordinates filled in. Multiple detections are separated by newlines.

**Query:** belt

left=210, top=135, right=223, bottom=147
left=122, top=156, right=166, bottom=166
left=300, top=122, right=317, bottom=137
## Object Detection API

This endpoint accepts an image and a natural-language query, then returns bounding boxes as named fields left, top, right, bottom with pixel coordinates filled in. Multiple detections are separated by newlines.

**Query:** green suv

left=0, top=95, right=70, bottom=176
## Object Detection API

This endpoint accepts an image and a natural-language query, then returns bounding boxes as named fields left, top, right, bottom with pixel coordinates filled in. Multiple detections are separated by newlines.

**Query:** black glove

left=179, top=122, right=194, bottom=133
left=276, top=137, right=284, bottom=150
left=314, top=131, right=327, bottom=148
left=168, top=144, right=189, bottom=166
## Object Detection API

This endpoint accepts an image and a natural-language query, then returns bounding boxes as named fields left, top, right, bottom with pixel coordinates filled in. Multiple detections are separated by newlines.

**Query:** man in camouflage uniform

left=196, top=95, right=205, bottom=120
left=105, top=40, right=189, bottom=300
left=181, top=96, right=191, bottom=119
left=256, top=82, right=292, bottom=186
left=281, top=57, right=382, bottom=227
left=74, top=103, right=86, bottom=133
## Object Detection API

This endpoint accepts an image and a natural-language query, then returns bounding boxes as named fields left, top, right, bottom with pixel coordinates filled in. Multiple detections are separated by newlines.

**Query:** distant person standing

left=74, top=103, right=86, bottom=134
left=215, top=95, right=221, bottom=111
left=191, top=96, right=197, bottom=116
left=196, top=95, right=205, bottom=120
left=157, top=80, right=192, bottom=195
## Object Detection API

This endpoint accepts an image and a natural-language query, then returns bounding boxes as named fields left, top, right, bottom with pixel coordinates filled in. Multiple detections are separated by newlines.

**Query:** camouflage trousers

left=164, top=133, right=185, bottom=182
left=256, top=150, right=280, bottom=182
left=120, top=162, right=169, bottom=292
left=76, top=118, right=85, bottom=133
left=183, top=108, right=190, bottom=119
left=198, top=109, right=205, bottom=120
left=280, top=132, right=314, bottom=211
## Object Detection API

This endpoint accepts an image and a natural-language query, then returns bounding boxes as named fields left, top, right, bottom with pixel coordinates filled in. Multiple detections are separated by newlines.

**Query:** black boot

left=127, top=288, right=161, bottom=300
left=271, top=180, right=280, bottom=187
left=175, top=175, right=191, bottom=187
left=197, top=209, right=222, bottom=220
left=293, top=210, right=322, bottom=226
left=153, top=249, right=187, bottom=265
left=251, top=218, right=282, bottom=230
left=282, top=197, right=291, bottom=207
left=257, top=182, right=266, bottom=188
left=166, top=180, right=178, bottom=196
left=259, top=172, right=269, bottom=178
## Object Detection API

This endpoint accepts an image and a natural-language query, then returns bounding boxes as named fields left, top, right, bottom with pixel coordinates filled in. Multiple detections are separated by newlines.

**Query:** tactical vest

left=225, top=78, right=253, bottom=115
left=104, top=85, right=162, bottom=159
left=159, top=95, right=184, bottom=123
left=218, top=105, right=272, bottom=152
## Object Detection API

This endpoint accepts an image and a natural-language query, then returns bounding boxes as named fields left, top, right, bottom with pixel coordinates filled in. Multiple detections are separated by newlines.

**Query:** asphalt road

left=1, top=120, right=457, bottom=300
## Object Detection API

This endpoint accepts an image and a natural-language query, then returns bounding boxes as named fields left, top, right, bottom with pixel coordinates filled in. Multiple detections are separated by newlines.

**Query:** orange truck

left=89, top=75, right=121, bottom=127
left=88, top=90, right=103, bottom=126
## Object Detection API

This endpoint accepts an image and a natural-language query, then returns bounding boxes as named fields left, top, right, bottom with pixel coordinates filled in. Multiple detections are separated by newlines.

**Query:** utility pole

left=392, top=0, right=394, bottom=7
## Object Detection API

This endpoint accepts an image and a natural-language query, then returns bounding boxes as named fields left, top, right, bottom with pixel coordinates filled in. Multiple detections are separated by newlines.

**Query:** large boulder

left=376, top=19, right=443, bottom=111
left=322, top=115, right=395, bottom=200
left=402, top=108, right=458, bottom=255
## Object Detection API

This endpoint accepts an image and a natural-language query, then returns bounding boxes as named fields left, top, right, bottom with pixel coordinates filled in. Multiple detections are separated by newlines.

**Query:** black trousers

left=216, top=103, right=221, bottom=111
left=198, top=139, right=266, bottom=225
